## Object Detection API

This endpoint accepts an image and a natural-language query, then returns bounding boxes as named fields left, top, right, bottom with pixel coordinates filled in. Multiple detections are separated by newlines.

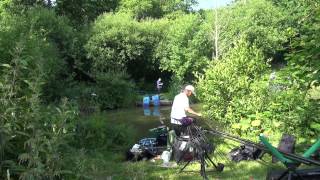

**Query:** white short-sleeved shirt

left=171, top=93, right=189, bottom=124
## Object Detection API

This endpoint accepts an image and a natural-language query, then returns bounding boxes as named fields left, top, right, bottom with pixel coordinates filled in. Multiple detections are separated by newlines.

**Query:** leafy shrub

left=95, top=71, right=137, bottom=109
left=16, top=100, right=79, bottom=180
left=0, top=7, right=76, bottom=104
left=55, top=0, right=120, bottom=25
left=156, top=13, right=212, bottom=82
left=0, top=8, right=82, bottom=179
left=198, top=34, right=319, bottom=139
left=75, top=114, right=136, bottom=151
left=59, top=71, right=137, bottom=111
left=217, top=0, right=288, bottom=58
left=197, top=37, right=268, bottom=136
left=0, top=50, right=79, bottom=179
left=86, top=13, right=167, bottom=82
left=166, top=75, right=184, bottom=99
left=117, top=0, right=196, bottom=19
left=56, top=81, right=99, bottom=115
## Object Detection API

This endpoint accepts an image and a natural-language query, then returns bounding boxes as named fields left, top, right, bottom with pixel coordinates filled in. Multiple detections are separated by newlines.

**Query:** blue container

left=143, top=96, right=150, bottom=107
left=152, top=95, right=160, bottom=106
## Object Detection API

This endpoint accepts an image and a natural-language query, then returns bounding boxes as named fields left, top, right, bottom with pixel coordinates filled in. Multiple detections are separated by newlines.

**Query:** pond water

left=102, top=104, right=202, bottom=142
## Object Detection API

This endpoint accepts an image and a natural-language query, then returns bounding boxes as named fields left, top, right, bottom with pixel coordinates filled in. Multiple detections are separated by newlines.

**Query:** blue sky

left=195, top=0, right=234, bottom=9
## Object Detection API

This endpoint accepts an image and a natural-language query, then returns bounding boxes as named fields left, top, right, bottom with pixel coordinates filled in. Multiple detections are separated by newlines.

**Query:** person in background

left=170, top=85, right=202, bottom=136
left=156, top=78, right=163, bottom=94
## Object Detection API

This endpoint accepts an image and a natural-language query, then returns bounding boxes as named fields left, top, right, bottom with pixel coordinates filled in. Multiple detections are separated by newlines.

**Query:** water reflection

left=143, top=106, right=160, bottom=117
left=103, top=105, right=201, bottom=141
left=152, top=106, right=160, bottom=116
left=143, top=107, right=151, bottom=116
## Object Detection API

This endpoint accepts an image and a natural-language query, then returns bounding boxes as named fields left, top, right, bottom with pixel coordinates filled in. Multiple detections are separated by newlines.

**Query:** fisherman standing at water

left=170, top=85, right=202, bottom=136
left=156, top=78, right=163, bottom=94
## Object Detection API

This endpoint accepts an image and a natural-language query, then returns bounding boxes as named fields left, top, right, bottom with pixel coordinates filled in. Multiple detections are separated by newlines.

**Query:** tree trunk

left=214, top=2, right=219, bottom=59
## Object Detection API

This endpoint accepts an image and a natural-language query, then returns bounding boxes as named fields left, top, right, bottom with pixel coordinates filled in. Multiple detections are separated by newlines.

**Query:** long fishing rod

left=200, top=119, right=320, bottom=166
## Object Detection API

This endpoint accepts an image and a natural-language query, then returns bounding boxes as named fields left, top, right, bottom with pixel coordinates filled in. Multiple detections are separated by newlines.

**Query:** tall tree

left=85, top=13, right=168, bottom=81
left=217, top=0, right=287, bottom=58
left=55, top=0, right=120, bottom=25
left=156, top=13, right=212, bottom=82
left=118, top=0, right=197, bottom=19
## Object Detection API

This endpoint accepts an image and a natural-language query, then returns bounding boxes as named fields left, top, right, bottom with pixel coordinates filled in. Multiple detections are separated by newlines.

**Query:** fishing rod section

left=202, top=127, right=320, bottom=167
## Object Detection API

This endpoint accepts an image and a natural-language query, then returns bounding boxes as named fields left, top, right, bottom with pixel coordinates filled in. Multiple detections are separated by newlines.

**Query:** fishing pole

left=199, top=118, right=320, bottom=166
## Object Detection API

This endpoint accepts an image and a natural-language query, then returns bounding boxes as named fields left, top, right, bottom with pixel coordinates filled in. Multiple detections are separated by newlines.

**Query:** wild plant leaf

left=15, top=131, right=31, bottom=138
left=241, top=124, right=250, bottom=131
left=18, top=153, right=32, bottom=163
left=1, top=64, right=11, bottom=68
left=231, top=123, right=241, bottom=129
left=54, top=170, right=73, bottom=176
left=273, top=121, right=282, bottom=128
left=310, top=122, right=320, bottom=130
left=251, top=120, right=261, bottom=127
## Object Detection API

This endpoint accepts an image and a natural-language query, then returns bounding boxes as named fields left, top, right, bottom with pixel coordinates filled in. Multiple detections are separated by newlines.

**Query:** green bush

left=0, top=7, right=76, bottom=103
left=0, top=7, right=83, bottom=179
left=0, top=58, right=79, bottom=179
left=86, top=13, right=167, bottom=82
left=75, top=114, right=136, bottom=151
left=51, top=71, right=137, bottom=113
left=198, top=35, right=319, bottom=139
left=156, top=13, right=212, bottom=82
left=95, top=71, right=137, bottom=109
left=217, top=0, right=288, bottom=58
left=197, top=37, right=268, bottom=137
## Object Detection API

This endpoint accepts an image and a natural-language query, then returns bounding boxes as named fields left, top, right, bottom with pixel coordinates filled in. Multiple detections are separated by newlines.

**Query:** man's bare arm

left=185, top=107, right=202, bottom=117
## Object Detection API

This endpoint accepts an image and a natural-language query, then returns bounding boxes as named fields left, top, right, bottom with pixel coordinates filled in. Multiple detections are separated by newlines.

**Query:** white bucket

left=161, top=150, right=171, bottom=164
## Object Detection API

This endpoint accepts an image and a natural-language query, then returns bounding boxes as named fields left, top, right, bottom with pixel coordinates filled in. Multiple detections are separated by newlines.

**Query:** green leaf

left=310, top=123, right=320, bottom=130
left=231, top=123, right=241, bottom=129
left=1, top=64, right=11, bottom=68
left=251, top=120, right=261, bottom=127
left=241, top=124, right=250, bottom=131
left=273, top=121, right=281, bottom=128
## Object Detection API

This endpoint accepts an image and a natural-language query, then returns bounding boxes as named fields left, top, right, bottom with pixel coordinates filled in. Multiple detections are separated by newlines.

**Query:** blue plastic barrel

left=152, top=95, right=160, bottom=106
left=143, top=96, right=150, bottom=107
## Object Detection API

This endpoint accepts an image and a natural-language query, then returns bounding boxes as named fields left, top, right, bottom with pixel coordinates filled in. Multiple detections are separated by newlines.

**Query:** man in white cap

left=170, top=85, right=202, bottom=136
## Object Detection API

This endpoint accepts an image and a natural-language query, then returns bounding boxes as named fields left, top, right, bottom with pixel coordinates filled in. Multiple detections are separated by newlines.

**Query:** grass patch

left=83, top=138, right=287, bottom=180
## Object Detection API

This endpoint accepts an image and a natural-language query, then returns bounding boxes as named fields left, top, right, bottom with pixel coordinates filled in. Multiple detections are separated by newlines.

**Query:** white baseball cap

left=185, top=85, right=196, bottom=95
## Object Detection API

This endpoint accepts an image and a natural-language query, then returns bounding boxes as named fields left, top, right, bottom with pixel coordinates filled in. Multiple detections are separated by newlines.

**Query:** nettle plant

left=0, top=13, right=79, bottom=179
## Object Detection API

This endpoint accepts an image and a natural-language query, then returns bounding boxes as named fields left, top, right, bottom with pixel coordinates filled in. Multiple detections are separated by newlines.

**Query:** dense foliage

left=156, top=13, right=212, bottom=82
left=118, top=0, right=197, bottom=19
left=198, top=0, right=319, bottom=139
left=0, top=18, right=76, bottom=178
left=198, top=38, right=269, bottom=135
left=86, top=13, right=164, bottom=78
left=55, top=0, right=120, bottom=25
left=217, top=0, right=288, bottom=58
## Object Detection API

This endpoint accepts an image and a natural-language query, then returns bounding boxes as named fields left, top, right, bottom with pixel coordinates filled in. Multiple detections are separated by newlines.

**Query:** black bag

left=229, top=144, right=264, bottom=162
left=172, top=136, right=214, bottom=163
left=172, top=137, right=195, bottom=162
